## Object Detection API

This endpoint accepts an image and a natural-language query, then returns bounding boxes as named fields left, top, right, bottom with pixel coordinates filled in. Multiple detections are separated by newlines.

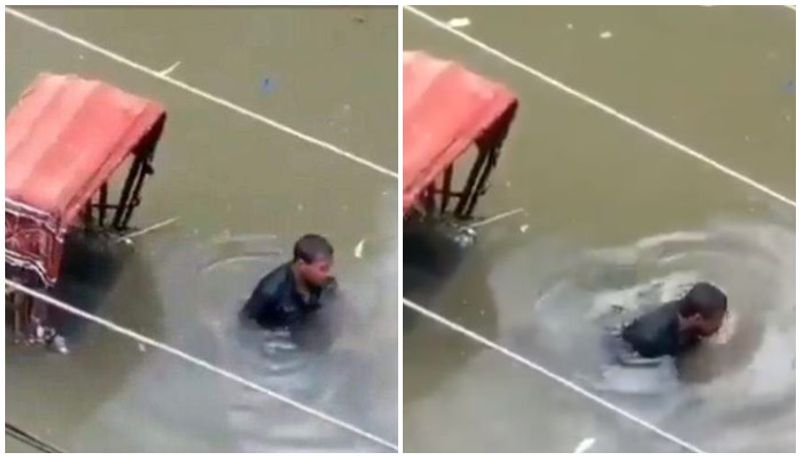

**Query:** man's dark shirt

left=241, top=262, right=324, bottom=328
left=621, top=301, right=700, bottom=358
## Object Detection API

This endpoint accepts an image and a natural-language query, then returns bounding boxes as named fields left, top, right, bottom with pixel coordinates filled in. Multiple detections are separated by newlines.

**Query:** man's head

left=292, top=234, right=334, bottom=287
left=677, top=282, right=728, bottom=337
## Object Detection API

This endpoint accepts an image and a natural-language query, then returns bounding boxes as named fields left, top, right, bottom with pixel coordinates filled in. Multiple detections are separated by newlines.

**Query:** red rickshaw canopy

left=403, top=51, right=518, bottom=213
left=6, top=73, right=166, bottom=285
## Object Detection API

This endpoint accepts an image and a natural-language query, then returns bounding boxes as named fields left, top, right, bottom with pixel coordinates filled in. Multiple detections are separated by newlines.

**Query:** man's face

left=298, top=257, right=334, bottom=287
left=692, top=311, right=726, bottom=338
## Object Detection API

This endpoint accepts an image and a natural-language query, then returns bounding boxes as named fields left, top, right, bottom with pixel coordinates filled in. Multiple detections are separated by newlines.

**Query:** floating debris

left=505, top=180, right=512, bottom=187
left=354, top=238, right=366, bottom=259
left=520, top=224, right=530, bottom=233
left=600, top=30, right=613, bottom=39
left=566, top=23, right=574, bottom=30
left=353, top=15, right=366, bottom=24
left=51, top=336, right=68, bottom=354
left=262, top=78, right=275, bottom=93
left=453, top=227, right=477, bottom=248
left=138, top=343, right=147, bottom=352
left=78, top=54, right=85, bottom=60
left=446, top=17, right=471, bottom=28
left=297, top=203, right=304, bottom=212
left=744, top=135, right=751, bottom=142
left=158, top=61, right=181, bottom=77
left=574, top=437, right=596, bottom=453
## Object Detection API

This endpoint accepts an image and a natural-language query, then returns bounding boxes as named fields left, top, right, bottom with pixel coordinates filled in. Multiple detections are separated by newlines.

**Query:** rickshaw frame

left=5, top=73, right=166, bottom=346
left=403, top=51, right=518, bottom=222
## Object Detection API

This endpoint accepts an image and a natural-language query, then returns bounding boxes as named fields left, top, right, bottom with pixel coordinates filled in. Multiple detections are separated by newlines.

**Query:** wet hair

left=293, top=234, right=334, bottom=264
left=677, top=282, right=727, bottom=319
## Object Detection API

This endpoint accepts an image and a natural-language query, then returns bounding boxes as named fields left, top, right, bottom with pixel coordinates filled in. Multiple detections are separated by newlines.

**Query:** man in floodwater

left=241, top=234, right=336, bottom=329
left=620, top=282, right=728, bottom=360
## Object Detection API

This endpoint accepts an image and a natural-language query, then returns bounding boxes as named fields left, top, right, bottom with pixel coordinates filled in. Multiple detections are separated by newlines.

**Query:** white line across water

left=6, top=280, right=398, bottom=451
left=6, top=8, right=397, bottom=179
left=405, top=6, right=795, bottom=208
left=6, top=9, right=400, bottom=449
left=403, top=297, right=703, bottom=453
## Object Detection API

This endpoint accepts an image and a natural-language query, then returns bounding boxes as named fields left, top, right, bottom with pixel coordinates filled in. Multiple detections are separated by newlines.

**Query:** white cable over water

left=5, top=8, right=397, bottom=180
left=469, top=207, right=525, bottom=229
left=5, top=280, right=398, bottom=451
left=116, top=217, right=180, bottom=243
left=403, top=297, right=704, bottom=453
left=405, top=6, right=795, bottom=208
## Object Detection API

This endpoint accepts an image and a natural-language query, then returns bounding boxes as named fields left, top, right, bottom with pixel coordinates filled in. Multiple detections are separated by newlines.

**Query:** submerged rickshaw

left=403, top=50, right=518, bottom=224
left=6, top=73, right=167, bottom=349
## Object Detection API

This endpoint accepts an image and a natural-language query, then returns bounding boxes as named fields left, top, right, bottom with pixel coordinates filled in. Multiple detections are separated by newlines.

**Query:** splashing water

left=485, top=218, right=794, bottom=450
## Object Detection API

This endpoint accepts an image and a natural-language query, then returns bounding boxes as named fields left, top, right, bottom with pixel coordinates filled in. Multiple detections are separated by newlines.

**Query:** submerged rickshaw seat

left=403, top=51, right=518, bottom=214
left=6, top=73, right=166, bottom=286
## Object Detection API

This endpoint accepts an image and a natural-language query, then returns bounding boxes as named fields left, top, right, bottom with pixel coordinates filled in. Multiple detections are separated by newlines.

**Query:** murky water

left=406, top=218, right=794, bottom=452
left=497, top=219, right=794, bottom=403
left=7, top=6, right=397, bottom=452
left=404, top=5, right=794, bottom=452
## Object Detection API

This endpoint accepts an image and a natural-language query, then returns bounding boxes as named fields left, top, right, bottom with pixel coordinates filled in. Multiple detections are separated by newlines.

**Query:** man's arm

left=242, top=284, right=269, bottom=321
left=242, top=273, right=287, bottom=323
left=621, top=319, right=665, bottom=359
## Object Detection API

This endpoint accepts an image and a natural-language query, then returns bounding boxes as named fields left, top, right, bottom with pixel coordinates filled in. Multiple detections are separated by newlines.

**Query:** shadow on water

left=403, top=219, right=471, bottom=321
left=403, top=219, right=502, bottom=402
left=49, top=232, right=162, bottom=340
left=6, top=230, right=165, bottom=445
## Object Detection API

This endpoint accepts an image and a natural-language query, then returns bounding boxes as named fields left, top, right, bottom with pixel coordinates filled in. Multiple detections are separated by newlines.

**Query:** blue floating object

left=262, top=78, right=275, bottom=93
left=783, top=79, right=795, bottom=94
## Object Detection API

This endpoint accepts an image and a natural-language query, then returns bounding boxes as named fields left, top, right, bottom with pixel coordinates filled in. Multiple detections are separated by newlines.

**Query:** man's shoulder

left=635, top=301, right=678, bottom=326
left=622, top=301, right=680, bottom=356
left=255, top=262, right=293, bottom=296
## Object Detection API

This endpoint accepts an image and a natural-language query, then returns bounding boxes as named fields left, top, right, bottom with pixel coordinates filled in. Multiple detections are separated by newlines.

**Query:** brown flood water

left=404, top=5, right=794, bottom=453
left=6, top=6, right=397, bottom=452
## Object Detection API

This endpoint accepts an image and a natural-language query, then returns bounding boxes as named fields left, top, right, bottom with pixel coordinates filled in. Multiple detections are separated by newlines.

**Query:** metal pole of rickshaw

left=112, top=152, right=145, bottom=230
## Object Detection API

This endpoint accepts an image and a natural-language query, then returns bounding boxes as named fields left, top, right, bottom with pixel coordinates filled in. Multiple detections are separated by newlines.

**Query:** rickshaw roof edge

left=403, top=51, right=518, bottom=213
left=6, top=73, right=166, bottom=226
